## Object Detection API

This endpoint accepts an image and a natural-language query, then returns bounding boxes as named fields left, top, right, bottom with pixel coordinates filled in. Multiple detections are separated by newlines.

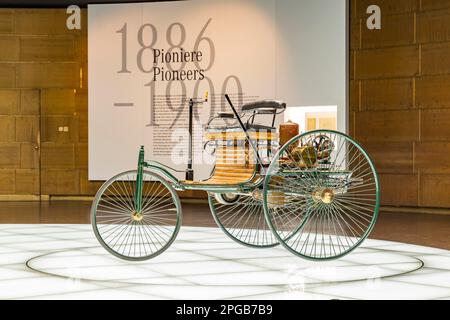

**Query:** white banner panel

left=89, top=0, right=277, bottom=180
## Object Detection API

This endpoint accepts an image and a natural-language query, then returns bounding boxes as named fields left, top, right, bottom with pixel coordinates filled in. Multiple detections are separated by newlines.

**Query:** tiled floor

left=0, top=224, right=448, bottom=300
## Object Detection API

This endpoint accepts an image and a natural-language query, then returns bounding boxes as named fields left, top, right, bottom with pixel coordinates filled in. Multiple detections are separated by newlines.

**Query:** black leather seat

left=241, top=100, right=286, bottom=113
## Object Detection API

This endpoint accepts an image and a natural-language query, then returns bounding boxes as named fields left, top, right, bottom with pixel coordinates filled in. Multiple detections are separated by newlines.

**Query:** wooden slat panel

left=20, top=143, right=38, bottom=169
left=17, top=63, right=79, bottom=88
left=350, top=20, right=360, bottom=50
left=19, top=90, right=39, bottom=115
left=420, top=174, right=450, bottom=208
left=0, top=170, right=15, bottom=194
left=379, top=173, right=418, bottom=207
left=421, top=0, right=450, bottom=12
left=355, top=46, right=419, bottom=80
left=41, top=89, right=76, bottom=115
left=349, top=80, right=359, bottom=112
left=418, top=9, right=450, bottom=43
left=416, top=75, right=450, bottom=109
left=0, top=116, right=15, bottom=142
left=15, top=169, right=39, bottom=195
left=361, top=141, right=413, bottom=174
left=14, top=9, right=79, bottom=35
left=415, top=142, right=450, bottom=174
left=41, top=116, right=78, bottom=143
left=20, top=37, right=75, bottom=61
left=0, top=90, right=19, bottom=115
left=41, top=169, right=80, bottom=195
left=40, top=144, right=75, bottom=169
left=0, top=10, right=13, bottom=34
left=361, top=78, right=413, bottom=110
left=0, top=64, right=15, bottom=88
left=15, top=116, right=39, bottom=142
left=355, top=0, right=418, bottom=17
left=361, top=13, right=414, bottom=49
left=0, top=143, right=20, bottom=168
left=355, top=110, right=419, bottom=142
left=0, top=37, right=19, bottom=60
left=422, top=42, right=450, bottom=76
left=421, top=109, right=450, bottom=141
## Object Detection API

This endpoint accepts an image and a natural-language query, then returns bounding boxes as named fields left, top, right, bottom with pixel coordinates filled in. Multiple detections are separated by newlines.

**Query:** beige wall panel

left=0, top=64, right=15, bottom=88
left=15, top=169, right=39, bottom=195
left=0, top=37, right=19, bottom=60
left=422, top=42, right=450, bottom=76
left=0, top=144, right=20, bottom=168
left=421, top=109, right=450, bottom=141
left=41, top=169, right=79, bottom=195
left=0, top=11, right=13, bottom=34
left=0, top=90, right=19, bottom=115
left=355, top=110, right=419, bottom=142
left=0, top=170, right=15, bottom=194
left=41, top=116, right=78, bottom=143
left=41, top=89, right=76, bottom=115
left=0, top=116, right=15, bottom=142
left=415, top=142, right=450, bottom=174
left=20, top=143, right=39, bottom=169
left=361, top=78, right=413, bottom=110
left=360, top=141, right=414, bottom=174
left=420, top=174, right=450, bottom=208
left=361, top=13, right=414, bottom=49
left=418, top=9, right=450, bottom=43
left=17, top=63, right=79, bottom=88
left=15, top=116, right=39, bottom=142
left=416, top=75, right=450, bottom=109
left=378, top=173, right=419, bottom=207
left=18, top=90, right=40, bottom=115
left=20, top=37, right=75, bottom=61
left=355, top=46, right=419, bottom=79
left=40, top=144, right=75, bottom=169
left=355, top=0, right=418, bottom=17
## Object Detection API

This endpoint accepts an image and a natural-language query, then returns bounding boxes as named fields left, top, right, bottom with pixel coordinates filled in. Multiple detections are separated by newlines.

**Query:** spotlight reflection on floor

left=0, top=225, right=449, bottom=300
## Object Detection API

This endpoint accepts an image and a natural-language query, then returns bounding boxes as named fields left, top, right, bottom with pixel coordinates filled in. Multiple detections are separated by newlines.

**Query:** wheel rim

left=209, top=192, right=279, bottom=248
left=91, top=170, right=181, bottom=261
left=263, top=130, right=380, bottom=260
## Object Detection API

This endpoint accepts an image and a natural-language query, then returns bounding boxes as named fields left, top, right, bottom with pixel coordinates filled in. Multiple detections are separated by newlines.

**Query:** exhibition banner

left=88, top=0, right=277, bottom=180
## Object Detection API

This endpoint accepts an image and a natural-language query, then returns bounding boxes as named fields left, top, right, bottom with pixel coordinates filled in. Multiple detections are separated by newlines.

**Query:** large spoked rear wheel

left=91, top=170, right=182, bottom=261
left=209, top=192, right=279, bottom=248
left=263, top=130, right=380, bottom=261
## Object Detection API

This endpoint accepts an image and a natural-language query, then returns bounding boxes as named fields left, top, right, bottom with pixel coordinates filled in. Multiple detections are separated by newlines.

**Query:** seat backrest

left=209, top=144, right=256, bottom=184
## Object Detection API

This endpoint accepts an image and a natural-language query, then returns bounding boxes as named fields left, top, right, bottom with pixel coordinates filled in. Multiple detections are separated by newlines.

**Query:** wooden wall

left=350, top=0, right=450, bottom=209
left=0, top=9, right=98, bottom=197
left=1, top=4, right=449, bottom=209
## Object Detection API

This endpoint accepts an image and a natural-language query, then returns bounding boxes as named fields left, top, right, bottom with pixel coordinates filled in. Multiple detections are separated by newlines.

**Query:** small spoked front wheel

left=91, top=170, right=182, bottom=261
left=263, top=130, right=380, bottom=261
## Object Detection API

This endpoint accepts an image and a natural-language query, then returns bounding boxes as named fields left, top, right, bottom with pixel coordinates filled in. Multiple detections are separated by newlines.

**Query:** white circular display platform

left=0, top=225, right=448, bottom=299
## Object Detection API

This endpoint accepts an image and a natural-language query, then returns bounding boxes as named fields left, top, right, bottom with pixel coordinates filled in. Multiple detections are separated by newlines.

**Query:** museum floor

left=0, top=201, right=449, bottom=300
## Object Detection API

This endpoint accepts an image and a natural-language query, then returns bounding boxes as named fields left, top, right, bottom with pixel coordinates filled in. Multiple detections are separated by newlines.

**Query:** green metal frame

left=95, top=128, right=379, bottom=261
